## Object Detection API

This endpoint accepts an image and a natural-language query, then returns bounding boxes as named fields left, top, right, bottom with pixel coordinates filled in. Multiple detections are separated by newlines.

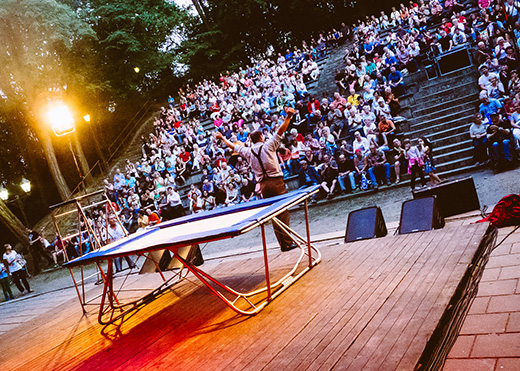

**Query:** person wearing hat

left=215, top=108, right=298, bottom=251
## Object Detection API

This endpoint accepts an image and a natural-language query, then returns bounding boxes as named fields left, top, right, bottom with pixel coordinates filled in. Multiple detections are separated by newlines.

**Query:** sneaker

left=28, top=289, right=34, bottom=293
left=386, top=179, right=392, bottom=185
left=395, top=179, right=400, bottom=184
left=311, top=199, right=317, bottom=204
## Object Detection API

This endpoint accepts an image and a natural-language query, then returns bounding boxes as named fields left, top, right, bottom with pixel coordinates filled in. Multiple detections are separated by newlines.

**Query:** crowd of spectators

left=471, top=0, right=520, bottom=169
left=98, top=0, right=480, bottom=237
left=4, top=1, right=499, bottom=283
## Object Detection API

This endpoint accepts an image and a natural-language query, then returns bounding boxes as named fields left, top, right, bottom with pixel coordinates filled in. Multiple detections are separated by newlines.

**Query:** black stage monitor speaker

left=345, top=206, right=388, bottom=243
left=437, top=47, right=472, bottom=75
left=413, top=177, right=480, bottom=218
left=399, top=196, right=445, bottom=235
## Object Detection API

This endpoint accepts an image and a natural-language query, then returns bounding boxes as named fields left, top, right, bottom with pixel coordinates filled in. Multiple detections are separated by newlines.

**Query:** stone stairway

left=400, top=64, right=480, bottom=177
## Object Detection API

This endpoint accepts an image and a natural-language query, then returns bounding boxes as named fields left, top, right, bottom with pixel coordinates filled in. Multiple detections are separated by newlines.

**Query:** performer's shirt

left=234, top=133, right=284, bottom=183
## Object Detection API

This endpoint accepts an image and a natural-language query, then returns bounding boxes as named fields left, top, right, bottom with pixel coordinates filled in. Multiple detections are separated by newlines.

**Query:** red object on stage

left=477, top=194, right=520, bottom=227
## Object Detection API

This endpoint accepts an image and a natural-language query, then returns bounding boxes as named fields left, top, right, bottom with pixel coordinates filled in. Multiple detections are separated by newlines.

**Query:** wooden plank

left=0, top=224, right=490, bottom=371
left=335, top=225, right=479, bottom=370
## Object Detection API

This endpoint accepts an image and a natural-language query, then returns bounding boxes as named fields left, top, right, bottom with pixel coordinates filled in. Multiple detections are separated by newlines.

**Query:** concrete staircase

left=400, top=64, right=480, bottom=178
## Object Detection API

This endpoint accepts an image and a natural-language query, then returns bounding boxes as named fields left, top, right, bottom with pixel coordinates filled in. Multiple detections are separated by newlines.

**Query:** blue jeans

left=368, top=163, right=391, bottom=186
left=491, top=139, right=512, bottom=163
left=338, top=173, right=357, bottom=191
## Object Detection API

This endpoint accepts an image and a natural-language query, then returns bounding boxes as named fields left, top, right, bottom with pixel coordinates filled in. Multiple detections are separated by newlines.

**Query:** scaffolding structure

left=49, top=190, right=189, bottom=323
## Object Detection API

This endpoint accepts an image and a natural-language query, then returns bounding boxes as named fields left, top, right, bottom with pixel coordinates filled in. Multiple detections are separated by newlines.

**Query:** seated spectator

left=352, top=149, right=369, bottom=191
left=469, top=112, right=489, bottom=165
left=298, top=159, right=320, bottom=203
left=388, top=66, right=405, bottom=97
left=479, top=90, right=503, bottom=121
left=240, top=178, right=257, bottom=203
left=225, top=182, right=240, bottom=206
left=353, top=131, right=370, bottom=154
left=367, top=144, right=392, bottom=188
left=202, top=190, right=216, bottom=211
left=320, top=154, right=339, bottom=198
left=336, top=153, right=356, bottom=193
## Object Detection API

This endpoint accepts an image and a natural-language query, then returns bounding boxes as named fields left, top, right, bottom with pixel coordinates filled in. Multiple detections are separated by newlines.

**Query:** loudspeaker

left=437, top=47, right=472, bottom=75
left=413, top=177, right=480, bottom=218
left=399, top=196, right=445, bottom=234
left=345, top=206, right=388, bottom=243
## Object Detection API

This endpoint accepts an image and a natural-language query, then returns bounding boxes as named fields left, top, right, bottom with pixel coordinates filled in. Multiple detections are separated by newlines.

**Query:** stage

left=0, top=221, right=494, bottom=370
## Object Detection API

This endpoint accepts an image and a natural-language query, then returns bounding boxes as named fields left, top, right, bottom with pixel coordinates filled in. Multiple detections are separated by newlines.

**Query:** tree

left=75, top=0, right=186, bottom=98
left=0, top=0, right=99, bottom=200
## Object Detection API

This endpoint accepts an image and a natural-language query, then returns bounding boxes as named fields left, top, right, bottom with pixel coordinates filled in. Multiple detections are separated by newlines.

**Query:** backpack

left=477, top=194, right=520, bottom=227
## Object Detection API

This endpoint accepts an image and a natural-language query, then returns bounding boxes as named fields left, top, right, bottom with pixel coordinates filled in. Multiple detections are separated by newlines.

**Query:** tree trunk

left=39, top=129, right=72, bottom=201
left=73, top=132, right=93, bottom=186
left=0, top=200, right=30, bottom=249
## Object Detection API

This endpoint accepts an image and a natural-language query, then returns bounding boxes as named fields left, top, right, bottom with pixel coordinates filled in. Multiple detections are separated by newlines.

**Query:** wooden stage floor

left=0, top=223, right=494, bottom=370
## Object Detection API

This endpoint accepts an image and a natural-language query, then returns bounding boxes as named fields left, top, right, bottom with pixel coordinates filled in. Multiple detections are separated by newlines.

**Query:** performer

left=215, top=107, right=297, bottom=252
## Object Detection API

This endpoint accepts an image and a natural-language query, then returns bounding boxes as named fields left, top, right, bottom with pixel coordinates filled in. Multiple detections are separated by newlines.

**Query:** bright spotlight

left=47, top=103, right=75, bottom=136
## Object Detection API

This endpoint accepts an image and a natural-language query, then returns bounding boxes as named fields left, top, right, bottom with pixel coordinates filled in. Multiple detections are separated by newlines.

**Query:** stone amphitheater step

left=410, top=101, right=477, bottom=124
left=409, top=109, right=475, bottom=136
left=434, top=146, right=474, bottom=165
left=424, top=120, right=472, bottom=142
left=431, top=131, right=471, bottom=148
left=412, top=94, right=478, bottom=117
left=407, top=72, right=479, bottom=96
left=411, top=81, right=480, bottom=106
left=434, top=139, right=473, bottom=155
left=434, top=155, right=474, bottom=173
left=406, top=66, right=478, bottom=89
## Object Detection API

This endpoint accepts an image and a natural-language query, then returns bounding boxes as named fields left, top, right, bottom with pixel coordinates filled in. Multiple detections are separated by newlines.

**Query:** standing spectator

left=106, top=214, right=136, bottom=273
left=403, top=138, right=426, bottom=190
left=0, top=259, right=14, bottom=301
left=3, top=244, right=32, bottom=295
left=27, top=228, right=53, bottom=274
left=418, top=137, right=442, bottom=186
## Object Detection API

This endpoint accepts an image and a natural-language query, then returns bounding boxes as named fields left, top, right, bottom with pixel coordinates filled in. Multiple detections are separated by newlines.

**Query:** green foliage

left=76, top=0, right=186, bottom=98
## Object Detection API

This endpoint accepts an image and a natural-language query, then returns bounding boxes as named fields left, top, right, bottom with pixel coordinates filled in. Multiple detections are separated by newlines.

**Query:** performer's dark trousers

left=260, top=177, right=292, bottom=249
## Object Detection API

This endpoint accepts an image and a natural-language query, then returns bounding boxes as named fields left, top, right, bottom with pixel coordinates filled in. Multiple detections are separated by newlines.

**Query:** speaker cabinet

left=345, top=206, right=388, bottom=243
left=413, top=177, right=480, bottom=218
left=399, top=196, right=445, bottom=234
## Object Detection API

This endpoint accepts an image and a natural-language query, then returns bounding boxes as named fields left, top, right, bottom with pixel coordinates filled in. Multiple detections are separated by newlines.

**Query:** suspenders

left=252, top=145, right=270, bottom=181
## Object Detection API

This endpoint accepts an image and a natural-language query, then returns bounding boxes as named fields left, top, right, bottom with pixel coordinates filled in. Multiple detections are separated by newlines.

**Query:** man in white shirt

left=215, top=108, right=298, bottom=252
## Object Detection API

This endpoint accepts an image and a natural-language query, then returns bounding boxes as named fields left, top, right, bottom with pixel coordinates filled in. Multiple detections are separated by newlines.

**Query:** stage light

left=0, top=185, right=8, bottom=201
left=21, top=178, right=31, bottom=193
left=134, top=67, right=140, bottom=73
left=83, top=114, right=91, bottom=123
left=47, top=103, right=75, bottom=136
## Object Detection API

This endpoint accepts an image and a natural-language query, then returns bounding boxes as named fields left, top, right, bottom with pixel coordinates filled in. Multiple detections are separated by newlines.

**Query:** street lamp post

left=0, top=178, right=32, bottom=227
left=47, top=103, right=86, bottom=193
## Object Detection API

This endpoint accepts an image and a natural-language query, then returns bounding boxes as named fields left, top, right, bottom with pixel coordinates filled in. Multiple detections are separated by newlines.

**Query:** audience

left=38, top=0, right=520, bottom=269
